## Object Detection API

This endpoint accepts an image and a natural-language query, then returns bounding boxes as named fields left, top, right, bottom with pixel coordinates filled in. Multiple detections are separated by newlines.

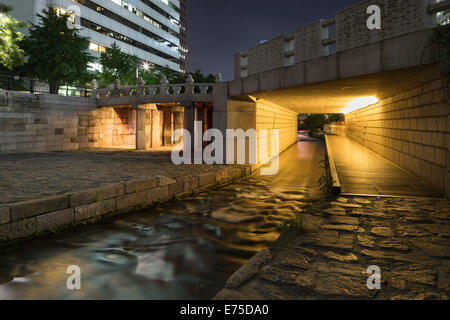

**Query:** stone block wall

left=256, top=100, right=298, bottom=159
left=336, top=0, right=435, bottom=52
left=294, top=20, right=329, bottom=63
left=247, top=36, right=285, bottom=76
left=0, top=91, right=96, bottom=152
left=0, top=167, right=252, bottom=245
left=82, top=107, right=138, bottom=148
left=0, top=91, right=164, bottom=152
left=346, top=76, right=449, bottom=196
left=227, top=99, right=298, bottom=166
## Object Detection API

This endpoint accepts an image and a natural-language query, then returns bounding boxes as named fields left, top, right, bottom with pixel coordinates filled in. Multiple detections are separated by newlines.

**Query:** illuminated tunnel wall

left=227, top=99, right=298, bottom=168
left=345, top=76, right=449, bottom=196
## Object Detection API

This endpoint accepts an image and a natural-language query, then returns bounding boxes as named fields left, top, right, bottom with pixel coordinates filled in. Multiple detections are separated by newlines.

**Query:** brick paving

left=0, top=149, right=241, bottom=204
left=215, top=196, right=450, bottom=300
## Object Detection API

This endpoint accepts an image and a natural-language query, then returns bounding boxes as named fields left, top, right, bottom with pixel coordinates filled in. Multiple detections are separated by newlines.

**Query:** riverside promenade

left=326, top=134, right=442, bottom=198
left=0, top=149, right=251, bottom=244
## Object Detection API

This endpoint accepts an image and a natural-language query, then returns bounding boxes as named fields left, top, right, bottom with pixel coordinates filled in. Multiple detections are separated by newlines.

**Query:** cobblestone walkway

left=215, top=196, right=450, bottom=300
left=0, top=149, right=240, bottom=204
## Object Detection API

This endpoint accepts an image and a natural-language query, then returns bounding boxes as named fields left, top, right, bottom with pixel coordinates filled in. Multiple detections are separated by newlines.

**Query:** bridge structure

left=94, top=0, right=450, bottom=197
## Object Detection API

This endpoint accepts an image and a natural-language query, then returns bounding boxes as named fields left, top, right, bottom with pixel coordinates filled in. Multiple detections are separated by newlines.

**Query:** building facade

left=4, top=0, right=185, bottom=73
left=178, top=0, right=188, bottom=73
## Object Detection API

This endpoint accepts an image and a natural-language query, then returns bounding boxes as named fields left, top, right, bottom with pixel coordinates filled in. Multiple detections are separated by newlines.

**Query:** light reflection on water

left=0, top=140, right=324, bottom=300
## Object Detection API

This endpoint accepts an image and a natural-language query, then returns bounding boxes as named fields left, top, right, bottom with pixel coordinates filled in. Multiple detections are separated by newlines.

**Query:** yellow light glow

left=341, top=96, right=378, bottom=114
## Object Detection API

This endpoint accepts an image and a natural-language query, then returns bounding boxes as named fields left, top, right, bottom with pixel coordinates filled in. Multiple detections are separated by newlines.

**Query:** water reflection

left=0, top=139, right=324, bottom=300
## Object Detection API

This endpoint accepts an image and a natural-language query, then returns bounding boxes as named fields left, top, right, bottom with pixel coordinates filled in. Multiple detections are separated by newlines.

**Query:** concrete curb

left=0, top=166, right=253, bottom=246
left=324, top=134, right=341, bottom=195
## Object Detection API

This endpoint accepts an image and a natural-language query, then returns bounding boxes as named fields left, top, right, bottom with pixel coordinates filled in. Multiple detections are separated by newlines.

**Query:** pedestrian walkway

left=326, top=134, right=441, bottom=198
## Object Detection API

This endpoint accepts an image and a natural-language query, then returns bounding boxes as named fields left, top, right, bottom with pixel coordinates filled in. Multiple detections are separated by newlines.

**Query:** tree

left=301, top=114, right=326, bottom=133
left=21, top=8, right=93, bottom=93
left=141, top=64, right=183, bottom=85
left=190, top=69, right=216, bottom=83
left=328, top=114, right=345, bottom=123
left=99, top=42, right=139, bottom=85
left=0, top=4, right=25, bottom=71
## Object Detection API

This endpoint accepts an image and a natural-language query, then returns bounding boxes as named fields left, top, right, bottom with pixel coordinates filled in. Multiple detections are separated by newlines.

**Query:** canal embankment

left=0, top=150, right=253, bottom=245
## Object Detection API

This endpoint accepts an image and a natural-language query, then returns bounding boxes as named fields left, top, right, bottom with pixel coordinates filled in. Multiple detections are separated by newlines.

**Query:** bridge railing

left=92, top=74, right=220, bottom=101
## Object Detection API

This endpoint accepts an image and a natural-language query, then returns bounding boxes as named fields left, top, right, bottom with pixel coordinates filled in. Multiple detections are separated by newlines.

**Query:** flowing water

left=0, top=138, right=325, bottom=300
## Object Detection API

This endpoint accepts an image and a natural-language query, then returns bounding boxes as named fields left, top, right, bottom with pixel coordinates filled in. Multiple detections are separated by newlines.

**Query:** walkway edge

left=325, top=134, right=341, bottom=195
left=0, top=166, right=254, bottom=247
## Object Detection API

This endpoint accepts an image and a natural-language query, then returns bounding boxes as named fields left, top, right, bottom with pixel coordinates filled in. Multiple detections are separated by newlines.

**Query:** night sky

left=187, top=0, right=362, bottom=81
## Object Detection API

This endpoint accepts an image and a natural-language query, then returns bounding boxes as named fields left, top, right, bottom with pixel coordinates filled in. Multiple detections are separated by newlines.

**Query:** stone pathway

left=326, top=135, right=441, bottom=197
left=215, top=196, right=450, bottom=300
left=0, top=149, right=242, bottom=204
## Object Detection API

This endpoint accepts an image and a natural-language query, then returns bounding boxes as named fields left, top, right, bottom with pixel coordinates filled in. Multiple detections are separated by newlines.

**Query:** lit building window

left=89, top=41, right=106, bottom=53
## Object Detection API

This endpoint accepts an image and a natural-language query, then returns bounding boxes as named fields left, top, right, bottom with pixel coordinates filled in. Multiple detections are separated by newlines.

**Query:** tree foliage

left=328, top=114, right=345, bottom=123
left=300, top=114, right=326, bottom=133
left=190, top=69, right=216, bottom=83
left=98, top=42, right=139, bottom=85
left=21, top=8, right=93, bottom=93
left=0, top=4, right=26, bottom=71
left=141, top=64, right=183, bottom=85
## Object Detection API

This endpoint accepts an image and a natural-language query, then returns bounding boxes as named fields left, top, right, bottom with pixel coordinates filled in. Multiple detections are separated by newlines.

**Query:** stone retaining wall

left=0, top=91, right=96, bottom=152
left=0, top=91, right=168, bottom=152
left=346, top=76, right=449, bottom=196
left=0, top=166, right=251, bottom=245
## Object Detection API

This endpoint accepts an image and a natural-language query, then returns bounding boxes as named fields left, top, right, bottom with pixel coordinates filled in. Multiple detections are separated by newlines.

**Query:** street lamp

left=136, top=61, right=151, bottom=78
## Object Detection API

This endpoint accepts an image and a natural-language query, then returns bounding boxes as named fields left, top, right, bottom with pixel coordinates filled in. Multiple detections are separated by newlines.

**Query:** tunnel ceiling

left=245, top=64, right=439, bottom=114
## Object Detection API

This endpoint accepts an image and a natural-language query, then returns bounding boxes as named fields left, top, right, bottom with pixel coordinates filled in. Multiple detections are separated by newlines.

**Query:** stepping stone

left=370, top=227, right=395, bottom=237
left=357, top=234, right=376, bottom=248
left=323, top=251, right=359, bottom=262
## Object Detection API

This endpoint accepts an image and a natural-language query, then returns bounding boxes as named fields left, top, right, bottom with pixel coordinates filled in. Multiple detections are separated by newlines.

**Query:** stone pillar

left=173, top=111, right=184, bottom=143
left=212, top=82, right=229, bottom=164
left=136, top=106, right=147, bottom=150
left=182, top=101, right=195, bottom=155
left=162, top=111, right=172, bottom=146
left=151, top=109, right=161, bottom=148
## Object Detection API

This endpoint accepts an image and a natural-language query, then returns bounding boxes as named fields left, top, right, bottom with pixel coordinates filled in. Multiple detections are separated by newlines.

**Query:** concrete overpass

left=93, top=0, right=449, bottom=196
left=218, top=0, right=449, bottom=196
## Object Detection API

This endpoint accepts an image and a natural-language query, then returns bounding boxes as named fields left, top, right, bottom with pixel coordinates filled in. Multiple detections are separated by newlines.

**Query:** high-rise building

left=4, top=0, right=184, bottom=73
left=178, top=0, right=188, bottom=73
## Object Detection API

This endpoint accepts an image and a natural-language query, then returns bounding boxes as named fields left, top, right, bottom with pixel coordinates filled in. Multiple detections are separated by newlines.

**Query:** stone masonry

left=215, top=196, right=450, bottom=300
left=0, top=157, right=252, bottom=245
left=346, top=76, right=449, bottom=196
left=0, top=91, right=171, bottom=152
left=336, top=0, right=436, bottom=52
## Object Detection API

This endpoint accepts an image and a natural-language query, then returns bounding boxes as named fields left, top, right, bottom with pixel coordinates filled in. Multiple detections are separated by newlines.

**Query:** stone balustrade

left=93, top=74, right=221, bottom=107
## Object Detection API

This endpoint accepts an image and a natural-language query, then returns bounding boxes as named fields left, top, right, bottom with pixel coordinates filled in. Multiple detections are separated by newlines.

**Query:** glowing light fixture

left=341, top=96, right=378, bottom=114
left=142, top=62, right=150, bottom=71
